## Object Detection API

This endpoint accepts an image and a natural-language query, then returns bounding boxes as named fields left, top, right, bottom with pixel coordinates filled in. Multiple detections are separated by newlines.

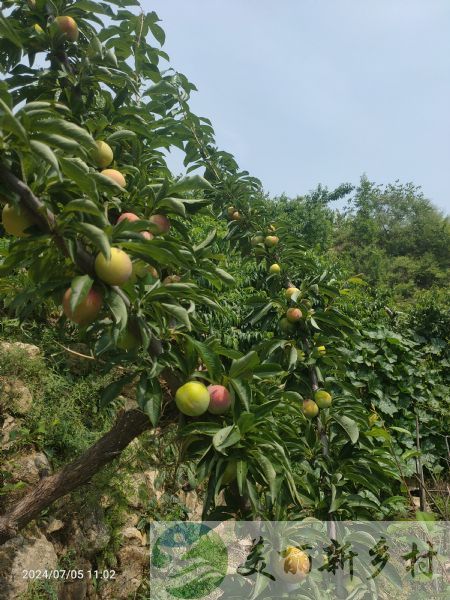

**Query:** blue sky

left=147, top=0, right=450, bottom=213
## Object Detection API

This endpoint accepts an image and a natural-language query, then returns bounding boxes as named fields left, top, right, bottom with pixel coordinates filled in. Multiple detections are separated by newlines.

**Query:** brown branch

left=0, top=409, right=150, bottom=545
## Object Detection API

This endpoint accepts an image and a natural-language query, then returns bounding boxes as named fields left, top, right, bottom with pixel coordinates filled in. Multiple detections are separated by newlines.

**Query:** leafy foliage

left=0, top=0, right=447, bottom=533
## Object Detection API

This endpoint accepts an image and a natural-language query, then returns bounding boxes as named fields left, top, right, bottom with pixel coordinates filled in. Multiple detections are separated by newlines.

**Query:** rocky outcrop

left=0, top=533, right=58, bottom=599
left=0, top=379, right=33, bottom=415
left=4, top=451, right=51, bottom=486
left=0, top=342, right=40, bottom=360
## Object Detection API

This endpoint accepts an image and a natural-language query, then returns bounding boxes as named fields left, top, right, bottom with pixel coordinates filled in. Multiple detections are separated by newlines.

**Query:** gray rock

left=4, top=451, right=51, bottom=485
left=0, top=534, right=58, bottom=599
left=46, top=518, right=65, bottom=535
left=0, top=342, right=40, bottom=359
left=100, top=545, right=148, bottom=600
left=68, top=509, right=111, bottom=558
left=120, top=527, right=144, bottom=546
left=58, top=579, right=87, bottom=600
left=0, top=379, right=33, bottom=415
left=1, top=415, right=22, bottom=450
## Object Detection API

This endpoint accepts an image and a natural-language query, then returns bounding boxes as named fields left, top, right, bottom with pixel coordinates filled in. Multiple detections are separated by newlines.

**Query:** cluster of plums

left=301, top=390, right=333, bottom=418
left=0, top=140, right=173, bottom=335
left=175, top=381, right=231, bottom=417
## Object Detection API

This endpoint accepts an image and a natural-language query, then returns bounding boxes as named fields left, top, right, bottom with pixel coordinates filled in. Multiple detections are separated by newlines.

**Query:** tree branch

left=0, top=409, right=149, bottom=545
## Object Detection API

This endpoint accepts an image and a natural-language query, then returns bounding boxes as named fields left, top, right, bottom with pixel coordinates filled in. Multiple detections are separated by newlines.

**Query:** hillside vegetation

left=0, top=1, right=448, bottom=599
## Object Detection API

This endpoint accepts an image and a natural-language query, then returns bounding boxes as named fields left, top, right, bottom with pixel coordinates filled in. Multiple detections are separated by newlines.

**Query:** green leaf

left=63, top=198, right=105, bottom=220
left=249, top=302, right=273, bottom=325
left=150, top=21, right=166, bottom=45
left=257, top=454, right=278, bottom=500
left=156, top=197, right=186, bottom=217
left=253, top=363, right=282, bottom=378
left=254, top=400, right=280, bottom=419
left=29, top=140, right=60, bottom=174
left=333, top=414, right=359, bottom=444
left=106, top=129, right=138, bottom=142
left=402, top=449, right=421, bottom=460
left=60, top=157, right=98, bottom=197
left=169, top=175, right=213, bottom=194
left=0, top=99, right=28, bottom=144
left=237, top=412, right=256, bottom=434
left=212, top=425, right=240, bottom=453
left=77, top=223, right=111, bottom=259
left=212, top=267, right=235, bottom=285
left=415, top=511, right=436, bottom=522
left=0, top=15, right=23, bottom=48
left=186, top=337, right=222, bottom=381
left=136, top=373, right=162, bottom=426
left=36, top=119, right=96, bottom=151
left=366, top=427, right=391, bottom=441
left=236, top=460, right=248, bottom=496
left=283, top=391, right=303, bottom=403
left=390, top=426, right=414, bottom=436
left=229, top=350, right=259, bottom=379
left=194, top=229, right=216, bottom=252
left=230, top=378, right=251, bottom=411
left=181, top=422, right=222, bottom=436
left=107, top=292, right=128, bottom=331
left=69, top=275, right=93, bottom=313
left=100, top=375, right=133, bottom=408
left=160, top=303, right=191, bottom=330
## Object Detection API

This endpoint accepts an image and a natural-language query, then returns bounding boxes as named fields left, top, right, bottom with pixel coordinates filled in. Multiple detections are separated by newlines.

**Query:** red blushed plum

left=149, top=214, right=171, bottom=234
left=207, top=385, right=232, bottom=415
left=117, top=212, right=139, bottom=224
left=62, top=288, right=103, bottom=326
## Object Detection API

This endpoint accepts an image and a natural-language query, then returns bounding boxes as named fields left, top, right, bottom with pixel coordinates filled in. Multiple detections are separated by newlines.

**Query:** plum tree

left=314, top=390, right=332, bottom=408
left=94, top=248, right=133, bottom=286
left=286, top=307, right=302, bottom=322
left=0, top=0, right=406, bottom=549
left=149, top=214, right=170, bottom=234
left=100, top=168, right=126, bottom=188
left=93, top=141, right=113, bottom=168
left=54, top=16, right=79, bottom=42
left=231, top=211, right=241, bottom=221
left=175, top=382, right=210, bottom=416
left=62, top=288, right=103, bottom=326
left=207, top=385, right=231, bottom=415
left=1, top=203, right=34, bottom=237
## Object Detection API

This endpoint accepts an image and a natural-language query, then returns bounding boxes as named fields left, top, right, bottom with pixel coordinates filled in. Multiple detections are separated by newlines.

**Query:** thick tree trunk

left=0, top=409, right=150, bottom=545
